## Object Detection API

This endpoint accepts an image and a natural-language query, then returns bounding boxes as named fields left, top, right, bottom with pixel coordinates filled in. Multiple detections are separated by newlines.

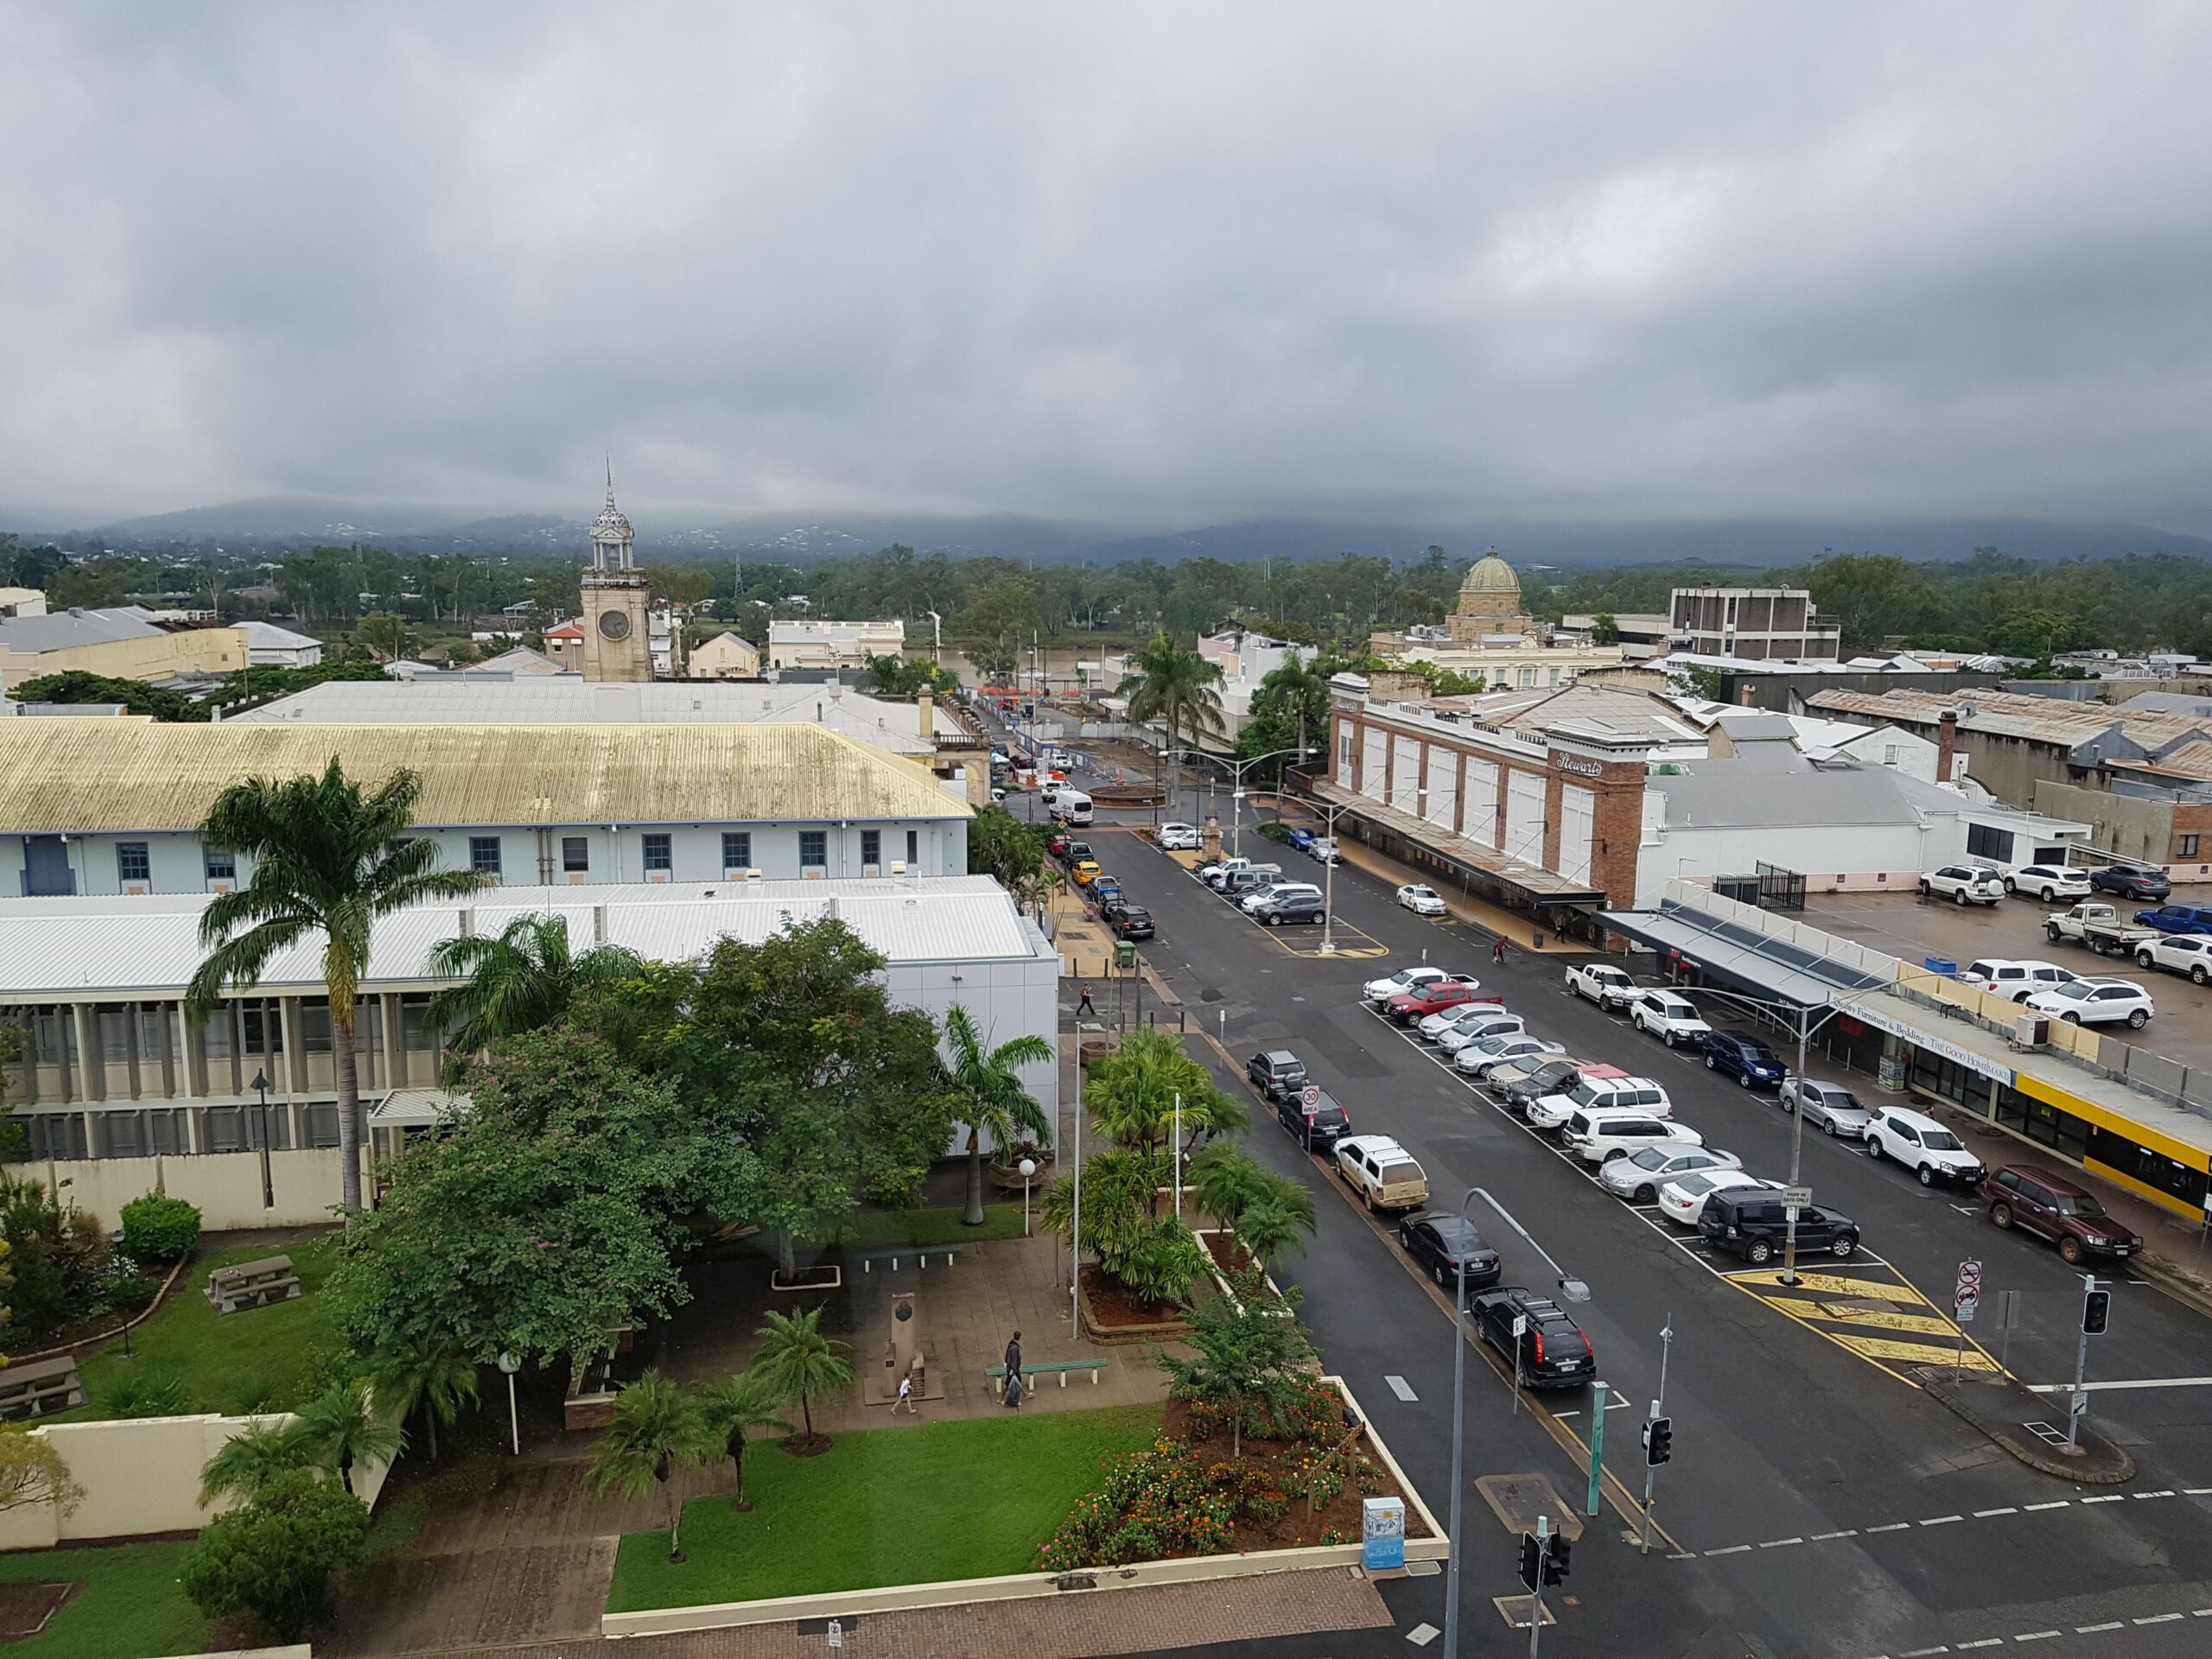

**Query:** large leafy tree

left=1084, top=1029, right=1247, bottom=1162
left=1119, top=631, right=1226, bottom=798
left=426, top=912, right=645, bottom=1078
left=1160, top=1274, right=1318, bottom=1458
left=1234, top=650, right=1330, bottom=785
left=667, top=920, right=957, bottom=1276
left=967, top=803, right=1050, bottom=893
left=187, top=760, right=486, bottom=1213
left=330, top=1026, right=695, bottom=1380
left=940, top=1005, right=1053, bottom=1228
left=7, top=670, right=207, bottom=722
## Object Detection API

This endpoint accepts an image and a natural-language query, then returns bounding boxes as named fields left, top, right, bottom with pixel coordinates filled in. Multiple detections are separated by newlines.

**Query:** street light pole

left=249, top=1068, right=274, bottom=1211
left=1446, top=1187, right=1587, bottom=1659
left=1070, top=1018, right=1085, bottom=1338
left=1641, top=1315, right=1672, bottom=1554
left=1783, top=1009, right=1810, bottom=1287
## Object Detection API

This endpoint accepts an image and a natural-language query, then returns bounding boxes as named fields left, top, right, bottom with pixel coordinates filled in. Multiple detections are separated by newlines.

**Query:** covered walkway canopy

left=1597, top=898, right=1890, bottom=1012
left=1313, top=779, right=1603, bottom=907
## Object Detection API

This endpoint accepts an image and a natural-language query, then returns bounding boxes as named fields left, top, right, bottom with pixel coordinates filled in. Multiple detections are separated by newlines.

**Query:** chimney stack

left=918, top=689, right=934, bottom=738
left=1937, top=709, right=1960, bottom=782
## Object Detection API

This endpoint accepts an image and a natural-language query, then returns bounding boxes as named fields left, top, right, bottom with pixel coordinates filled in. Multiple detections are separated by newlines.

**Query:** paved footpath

left=390, top=1567, right=1393, bottom=1659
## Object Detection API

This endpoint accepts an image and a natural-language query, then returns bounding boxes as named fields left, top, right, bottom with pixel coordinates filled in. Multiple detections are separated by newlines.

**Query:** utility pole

left=1783, top=1009, right=1810, bottom=1286
left=2068, top=1274, right=2108, bottom=1447
left=1528, top=1515, right=1549, bottom=1659
left=1642, top=1316, right=1673, bottom=1554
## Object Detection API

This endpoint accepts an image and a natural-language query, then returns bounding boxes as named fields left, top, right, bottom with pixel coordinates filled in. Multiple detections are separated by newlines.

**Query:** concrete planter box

left=1193, top=1229, right=1293, bottom=1318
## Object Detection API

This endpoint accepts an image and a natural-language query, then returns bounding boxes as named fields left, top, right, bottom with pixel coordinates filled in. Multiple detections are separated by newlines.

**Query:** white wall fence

left=0, top=1409, right=396, bottom=1552
left=30, top=1147, right=351, bottom=1231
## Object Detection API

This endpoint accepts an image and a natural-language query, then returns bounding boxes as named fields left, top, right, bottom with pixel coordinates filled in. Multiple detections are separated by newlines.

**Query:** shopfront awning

left=1313, top=780, right=1604, bottom=905
left=1597, top=900, right=1891, bottom=1012
left=370, top=1087, right=470, bottom=1128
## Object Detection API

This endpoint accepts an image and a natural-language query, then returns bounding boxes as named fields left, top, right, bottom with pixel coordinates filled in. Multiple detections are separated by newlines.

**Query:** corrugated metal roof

left=1811, top=686, right=2212, bottom=751
left=0, top=721, right=969, bottom=834
left=0, top=876, right=1043, bottom=999
left=0, top=605, right=165, bottom=653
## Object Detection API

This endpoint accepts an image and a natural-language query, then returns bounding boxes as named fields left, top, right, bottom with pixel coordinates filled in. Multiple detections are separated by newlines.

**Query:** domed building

left=1447, top=548, right=1534, bottom=642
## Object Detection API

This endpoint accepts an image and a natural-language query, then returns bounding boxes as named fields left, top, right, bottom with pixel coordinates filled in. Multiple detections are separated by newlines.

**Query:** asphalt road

left=1057, top=794, right=2212, bottom=1659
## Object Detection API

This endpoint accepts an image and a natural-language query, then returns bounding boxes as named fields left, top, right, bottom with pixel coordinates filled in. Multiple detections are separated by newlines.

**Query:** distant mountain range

left=29, top=499, right=2212, bottom=569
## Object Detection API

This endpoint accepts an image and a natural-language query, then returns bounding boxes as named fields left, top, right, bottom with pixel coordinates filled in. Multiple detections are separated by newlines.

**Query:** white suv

left=1865, top=1106, right=1986, bottom=1187
left=1630, top=989, right=1713, bottom=1047
left=2024, top=976, right=2155, bottom=1029
left=1921, top=866, right=2004, bottom=906
left=1563, top=1110, right=1704, bottom=1166
left=1241, top=881, right=1321, bottom=913
left=1961, top=959, right=2075, bottom=1002
left=1529, top=1075, right=1672, bottom=1131
left=1361, top=967, right=1475, bottom=1005
left=2006, top=863, right=2092, bottom=902
left=2135, top=934, right=2212, bottom=985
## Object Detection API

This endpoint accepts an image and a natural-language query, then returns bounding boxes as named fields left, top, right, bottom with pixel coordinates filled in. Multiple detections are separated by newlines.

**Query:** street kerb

left=1914, top=1365, right=2136, bottom=1484
left=597, top=1375, right=1447, bottom=1638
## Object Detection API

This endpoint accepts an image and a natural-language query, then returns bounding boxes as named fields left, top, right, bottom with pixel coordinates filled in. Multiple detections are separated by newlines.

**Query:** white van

left=1052, top=790, right=1094, bottom=826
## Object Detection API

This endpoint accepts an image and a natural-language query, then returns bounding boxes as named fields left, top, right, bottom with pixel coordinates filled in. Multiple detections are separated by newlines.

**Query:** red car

left=1388, top=982, right=1488, bottom=1025
left=1046, top=832, right=1070, bottom=858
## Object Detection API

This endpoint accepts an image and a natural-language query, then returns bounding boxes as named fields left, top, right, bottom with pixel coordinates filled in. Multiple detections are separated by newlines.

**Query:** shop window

left=563, top=836, right=590, bottom=874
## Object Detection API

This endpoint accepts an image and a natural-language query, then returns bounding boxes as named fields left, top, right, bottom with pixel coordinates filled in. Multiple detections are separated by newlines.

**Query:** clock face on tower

left=597, top=609, right=632, bottom=640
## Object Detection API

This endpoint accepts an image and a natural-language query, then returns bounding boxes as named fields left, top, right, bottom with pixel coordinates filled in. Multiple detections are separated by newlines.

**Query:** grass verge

left=606, top=1403, right=1161, bottom=1611
left=0, top=1541, right=206, bottom=1659
left=51, top=1238, right=340, bottom=1421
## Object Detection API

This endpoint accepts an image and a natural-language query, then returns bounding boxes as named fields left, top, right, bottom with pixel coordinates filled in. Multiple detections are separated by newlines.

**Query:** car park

left=1598, top=1144, right=1744, bottom=1203
left=1563, top=1110, right=1704, bottom=1165
left=1431, top=1007, right=1526, bottom=1050
left=1500, top=1058, right=1614, bottom=1110
left=1630, top=989, right=1713, bottom=1047
left=1961, top=958, right=2076, bottom=1001
left=1395, top=884, right=1448, bottom=916
left=2091, top=863, right=2171, bottom=900
left=1220, top=867, right=1285, bottom=900
left=1333, top=1135, right=1430, bottom=1211
left=1778, top=1077, right=1875, bottom=1138
left=1157, top=822, right=1202, bottom=851
left=1453, top=1033, right=1565, bottom=1077
left=2134, top=933, right=2212, bottom=983
left=1275, top=1087, right=1353, bottom=1151
left=1251, top=892, right=1327, bottom=926
left=2024, top=976, right=2155, bottom=1028
left=1702, top=1029, right=1786, bottom=1089
left=1362, top=966, right=1478, bottom=1005
left=2005, top=863, right=2092, bottom=901
left=1700, top=1188, right=1860, bottom=1263
left=1564, top=963, right=1638, bottom=1010
left=2044, top=901, right=2158, bottom=957
left=1659, top=1170, right=1780, bottom=1228
left=1920, top=865, right=2004, bottom=905
left=1389, top=981, right=1491, bottom=1026
left=1306, top=836, right=1341, bottom=865
left=1203, top=857, right=1280, bottom=891
left=1528, top=1074, right=1671, bottom=1130
left=1470, top=1289, right=1597, bottom=1388
left=1396, top=1211, right=1502, bottom=1294
left=2133, top=903, right=2212, bottom=936
left=1245, top=1049, right=1307, bottom=1099
left=1981, top=1164, right=2142, bottom=1263
left=1865, top=1105, right=1986, bottom=1185
left=1107, top=904, right=1155, bottom=940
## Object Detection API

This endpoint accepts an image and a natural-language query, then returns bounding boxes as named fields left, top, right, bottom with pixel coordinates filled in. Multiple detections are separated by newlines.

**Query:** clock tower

left=578, top=474, right=652, bottom=682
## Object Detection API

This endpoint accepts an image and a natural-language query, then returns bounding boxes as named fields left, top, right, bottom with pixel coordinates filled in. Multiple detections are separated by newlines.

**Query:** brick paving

left=387, top=1567, right=1393, bottom=1659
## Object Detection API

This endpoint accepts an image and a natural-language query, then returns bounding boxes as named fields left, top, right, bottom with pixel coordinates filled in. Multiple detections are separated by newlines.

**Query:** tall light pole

left=926, top=609, right=943, bottom=661
left=1446, top=1187, right=1589, bottom=1659
left=249, top=1068, right=274, bottom=1211
left=1070, top=1015, right=1086, bottom=1337
left=1160, top=744, right=1310, bottom=858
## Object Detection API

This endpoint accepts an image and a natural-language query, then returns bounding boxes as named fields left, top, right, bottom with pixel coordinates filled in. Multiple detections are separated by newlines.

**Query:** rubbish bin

left=1114, top=940, right=1137, bottom=969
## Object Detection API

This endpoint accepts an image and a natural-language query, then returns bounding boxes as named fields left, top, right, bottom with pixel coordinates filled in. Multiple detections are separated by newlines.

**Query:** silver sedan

left=1598, top=1144, right=1744, bottom=1203
left=1780, top=1077, right=1876, bottom=1139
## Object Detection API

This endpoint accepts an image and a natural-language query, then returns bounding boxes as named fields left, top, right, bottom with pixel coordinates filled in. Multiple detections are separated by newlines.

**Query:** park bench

left=853, top=1245, right=963, bottom=1274
left=0, top=1356, right=84, bottom=1420
left=204, top=1255, right=302, bottom=1313
left=984, top=1358, right=1109, bottom=1389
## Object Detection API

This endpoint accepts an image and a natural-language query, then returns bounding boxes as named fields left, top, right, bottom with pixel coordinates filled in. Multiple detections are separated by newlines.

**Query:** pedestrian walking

left=1491, top=936, right=1509, bottom=966
left=896, top=1372, right=918, bottom=1415
left=1003, top=1331, right=1024, bottom=1408
left=1077, top=985, right=1096, bottom=1017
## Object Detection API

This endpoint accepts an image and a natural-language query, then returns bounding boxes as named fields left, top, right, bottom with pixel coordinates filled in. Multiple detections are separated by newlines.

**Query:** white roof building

left=237, top=620, right=324, bottom=669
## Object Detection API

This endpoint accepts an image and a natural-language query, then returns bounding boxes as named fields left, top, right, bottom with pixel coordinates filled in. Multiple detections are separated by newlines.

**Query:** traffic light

left=2082, top=1288, right=2112, bottom=1335
left=1542, top=1535, right=1572, bottom=1586
left=1643, top=1414, right=1674, bottom=1466
left=1517, top=1533, right=1541, bottom=1591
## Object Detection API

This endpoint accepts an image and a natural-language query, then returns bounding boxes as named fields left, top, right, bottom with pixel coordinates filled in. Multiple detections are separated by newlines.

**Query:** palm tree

left=1085, top=1028, right=1248, bottom=1166
left=296, top=1379, right=405, bottom=1497
left=940, top=1005, right=1055, bottom=1227
left=198, top=1417, right=315, bottom=1508
left=187, top=759, right=487, bottom=1213
left=367, top=1343, right=480, bottom=1462
left=1189, top=1145, right=1271, bottom=1229
left=1250, top=649, right=1329, bottom=780
left=751, top=1307, right=854, bottom=1452
left=1228, top=1193, right=1312, bottom=1270
left=1119, top=632, right=1226, bottom=805
left=427, top=912, right=644, bottom=1078
left=695, top=1370, right=791, bottom=1513
left=588, top=1370, right=713, bottom=1561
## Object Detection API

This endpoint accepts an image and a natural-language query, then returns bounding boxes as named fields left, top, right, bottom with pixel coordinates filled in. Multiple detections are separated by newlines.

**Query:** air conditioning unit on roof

left=2014, top=1013, right=2050, bottom=1050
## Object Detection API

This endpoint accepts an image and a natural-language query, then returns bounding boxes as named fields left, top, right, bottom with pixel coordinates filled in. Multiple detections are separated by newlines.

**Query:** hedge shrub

left=120, top=1194, right=202, bottom=1262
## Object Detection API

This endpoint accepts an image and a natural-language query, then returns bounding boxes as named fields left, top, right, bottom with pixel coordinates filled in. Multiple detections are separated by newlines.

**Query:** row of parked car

left=1191, top=851, right=1331, bottom=926
left=1926, top=860, right=2174, bottom=906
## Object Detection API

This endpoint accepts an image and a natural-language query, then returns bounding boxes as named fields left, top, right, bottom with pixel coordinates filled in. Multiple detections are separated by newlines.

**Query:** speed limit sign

left=1300, top=1084, right=1323, bottom=1116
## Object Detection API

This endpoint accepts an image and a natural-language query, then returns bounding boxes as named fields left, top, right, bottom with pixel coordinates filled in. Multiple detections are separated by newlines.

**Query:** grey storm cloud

left=3, top=2, right=2209, bottom=531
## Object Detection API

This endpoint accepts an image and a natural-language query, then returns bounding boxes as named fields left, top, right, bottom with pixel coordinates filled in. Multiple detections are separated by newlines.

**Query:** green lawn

left=606, top=1403, right=1161, bottom=1611
left=0, top=1541, right=207, bottom=1659
left=49, top=1238, right=340, bottom=1421
left=721, top=1204, right=1030, bottom=1259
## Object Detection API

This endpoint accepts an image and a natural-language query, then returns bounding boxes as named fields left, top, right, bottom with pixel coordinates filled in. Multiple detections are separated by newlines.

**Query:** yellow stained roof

left=0, top=721, right=971, bottom=832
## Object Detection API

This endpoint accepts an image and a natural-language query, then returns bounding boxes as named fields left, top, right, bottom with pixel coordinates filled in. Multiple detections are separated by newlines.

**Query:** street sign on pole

left=1780, top=1185, right=1812, bottom=1215
left=1586, top=1382, right=1607, bottom=1516
left=1300, top=1084, right=1323, bottom=1116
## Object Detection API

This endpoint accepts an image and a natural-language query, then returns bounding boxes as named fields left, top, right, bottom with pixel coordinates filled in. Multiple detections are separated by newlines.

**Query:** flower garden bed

left=1077, top=1265, right=1191, bottom=1344
left=1033, top=1378, right=1433, bottom=1570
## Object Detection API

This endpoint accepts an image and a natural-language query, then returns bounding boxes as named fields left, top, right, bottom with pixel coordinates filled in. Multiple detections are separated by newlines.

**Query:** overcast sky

left=4, top=4, right=2209, bottom=532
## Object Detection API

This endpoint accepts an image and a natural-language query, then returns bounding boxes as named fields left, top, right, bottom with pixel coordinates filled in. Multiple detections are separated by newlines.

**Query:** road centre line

left=1920, top=1515, right=1963, bottom=1526
left=2074, top=1624, right=2124, bottom=1635
left=2027, top=1377, right=2212, bottom=1393
left=1974, top=1507, right=2018, bottom=1517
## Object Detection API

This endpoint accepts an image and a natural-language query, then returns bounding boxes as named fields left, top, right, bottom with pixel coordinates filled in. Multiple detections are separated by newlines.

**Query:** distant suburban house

left=0, top=605, right=248, bottom=693
left=690, top=631, right=762, bottom=679
left=768, top=619, right=905, bottom=673
left=238, top=620, right=324, bottom=670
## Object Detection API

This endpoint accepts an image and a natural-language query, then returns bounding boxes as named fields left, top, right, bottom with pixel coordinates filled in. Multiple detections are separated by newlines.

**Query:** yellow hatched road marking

left=1829, top=1332, right=1999, bottom=1370
left=1725, top=1268, right=1931, bottom=1306
left=1777, top=1300, right=1961, bottom=1338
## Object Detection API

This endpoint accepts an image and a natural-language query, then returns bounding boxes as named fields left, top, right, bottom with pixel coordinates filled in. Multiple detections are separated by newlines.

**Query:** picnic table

left=204, top=1255, right=302, bottom=1313
left=0, top=1356, right=84, bottom=1420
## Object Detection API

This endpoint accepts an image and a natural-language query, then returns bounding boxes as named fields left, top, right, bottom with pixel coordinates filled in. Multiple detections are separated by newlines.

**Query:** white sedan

left=1455, top=1034, right=1565, bottom=1077
left=2024, top=976, right=2156, bottom=1029
left=1657, top=1170, right=1778, bottom=1228
left=1157, top=822, right=1202, bottom=850
left=1396, top=884, right=1448, bottom=917
left=1363, top=967, right=1476, bottom=1005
